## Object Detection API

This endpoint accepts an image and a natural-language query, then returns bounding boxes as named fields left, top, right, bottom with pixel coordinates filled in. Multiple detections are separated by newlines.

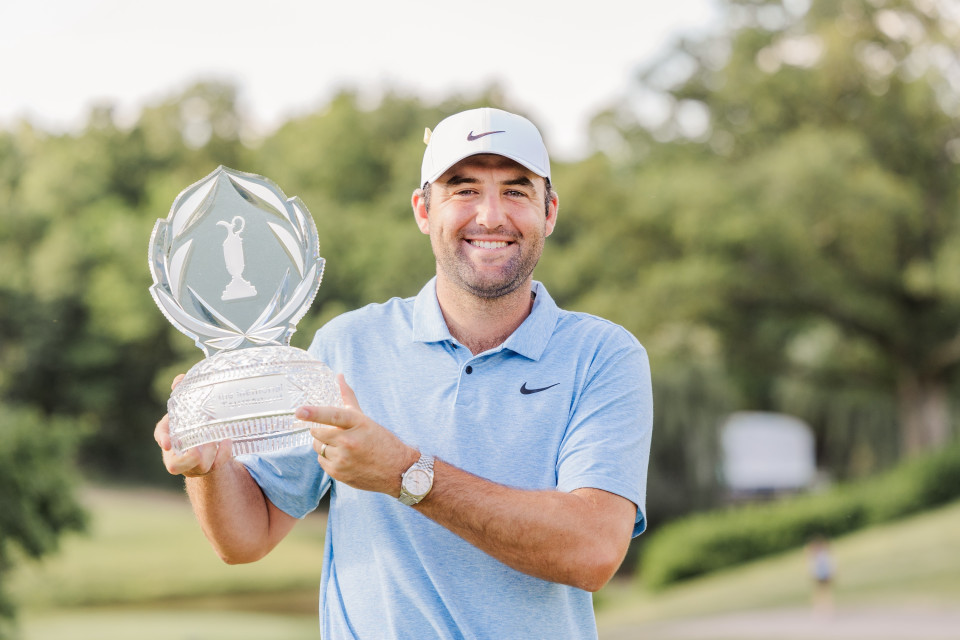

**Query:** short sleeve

left=237, top=444, right=331, bottom=519
left=556, top=339, right=653, bottom=537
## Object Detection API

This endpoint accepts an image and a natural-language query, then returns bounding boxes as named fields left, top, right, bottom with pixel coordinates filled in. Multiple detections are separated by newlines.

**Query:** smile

left=467, top=239, right=511, bottom=249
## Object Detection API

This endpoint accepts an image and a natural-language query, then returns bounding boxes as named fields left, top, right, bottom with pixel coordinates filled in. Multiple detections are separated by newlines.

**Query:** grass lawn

left=596, top=498, right=960, bottom=631
left=10, top=485, right=327, bottom=610
left=8, top=485, right=960, bottom=639
left=18, top=609, right=321, bottom=640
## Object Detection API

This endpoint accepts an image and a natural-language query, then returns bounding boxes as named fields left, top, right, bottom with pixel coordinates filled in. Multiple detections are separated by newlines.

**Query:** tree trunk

left=897, top=371, right=951, bottom=456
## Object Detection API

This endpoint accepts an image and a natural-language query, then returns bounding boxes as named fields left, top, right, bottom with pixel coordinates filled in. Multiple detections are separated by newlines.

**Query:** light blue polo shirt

left=240, top=278, right=653, bottom=640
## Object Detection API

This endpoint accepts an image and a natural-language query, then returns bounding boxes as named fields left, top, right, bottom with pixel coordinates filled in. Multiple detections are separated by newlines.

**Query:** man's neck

left=435, top=278, right=535, bottom=355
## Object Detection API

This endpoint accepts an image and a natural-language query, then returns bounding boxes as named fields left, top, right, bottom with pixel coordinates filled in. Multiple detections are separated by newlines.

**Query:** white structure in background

left=721, top=411, right=817, bottom=494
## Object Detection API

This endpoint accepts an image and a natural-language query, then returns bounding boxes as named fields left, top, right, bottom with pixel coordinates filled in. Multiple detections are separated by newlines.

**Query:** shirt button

left=465, top=366, right=473, bottom=374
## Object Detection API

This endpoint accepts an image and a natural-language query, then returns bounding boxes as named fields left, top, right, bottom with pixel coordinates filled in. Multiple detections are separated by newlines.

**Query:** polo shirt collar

left=411, top=277, right=560, bottom=361
left=412, top=277, right=453, bottom=343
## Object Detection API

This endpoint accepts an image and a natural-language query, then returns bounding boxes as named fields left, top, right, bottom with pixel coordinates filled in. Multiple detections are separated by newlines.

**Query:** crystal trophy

left=149, top=166, right=341, bottom=455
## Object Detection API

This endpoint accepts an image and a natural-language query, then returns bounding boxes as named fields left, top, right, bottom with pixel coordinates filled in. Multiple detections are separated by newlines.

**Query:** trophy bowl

left=168, top=346, right=341, bottom=455
left=150, top=166, right=341, bottom=456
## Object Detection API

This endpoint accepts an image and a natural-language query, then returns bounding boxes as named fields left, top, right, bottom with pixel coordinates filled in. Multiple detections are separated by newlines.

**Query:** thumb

left=336, top=374, right=361, bottom=411
left=213, top=438, right=235, bottom=468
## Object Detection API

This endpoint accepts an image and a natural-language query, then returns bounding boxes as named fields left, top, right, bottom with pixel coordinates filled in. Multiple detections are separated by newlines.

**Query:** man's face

left=413, top=154, right=558, bottom=300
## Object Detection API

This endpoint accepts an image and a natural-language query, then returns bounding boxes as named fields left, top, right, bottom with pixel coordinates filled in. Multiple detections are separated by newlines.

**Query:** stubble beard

left=434, top=232, right=544, bottom=301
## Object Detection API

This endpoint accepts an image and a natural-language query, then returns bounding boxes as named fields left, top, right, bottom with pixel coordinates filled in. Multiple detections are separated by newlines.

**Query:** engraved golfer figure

left=217, top=216, right=257, bottom=301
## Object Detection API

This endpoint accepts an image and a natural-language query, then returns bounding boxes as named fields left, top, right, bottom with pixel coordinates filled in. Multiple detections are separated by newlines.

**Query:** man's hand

left=302, top=375, right=635, bottom=590
left=154, top=373, right=234, bottom=477
left=153, top=374, right=297, bottom=564
left=300, top=375, right=419, bottom=497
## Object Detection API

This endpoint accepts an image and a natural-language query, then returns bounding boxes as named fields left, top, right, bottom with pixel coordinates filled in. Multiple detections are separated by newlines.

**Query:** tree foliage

left=0, top=84, right=515, bottom=483
left=0, top=406, right=86, bottom=638
left=585, top=0, right=960, bottom=461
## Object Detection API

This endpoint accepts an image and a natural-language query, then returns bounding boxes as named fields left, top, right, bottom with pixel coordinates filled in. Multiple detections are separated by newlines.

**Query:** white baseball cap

left=420, top=107, right=551, bottom=186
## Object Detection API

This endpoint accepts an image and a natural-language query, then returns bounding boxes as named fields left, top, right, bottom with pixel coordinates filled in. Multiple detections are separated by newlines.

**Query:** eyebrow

left=444, top=175, right=478, bottom=186
left=443, top=175, right=536, bottom=188
left=503, top=176, right=535, bottom=188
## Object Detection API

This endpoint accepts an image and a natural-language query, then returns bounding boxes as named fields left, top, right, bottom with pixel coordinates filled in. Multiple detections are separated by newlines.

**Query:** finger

left=191, top=440, right=226, bottom=476
left=171, top=373, right=186, bottom=390
left=296, top=404, right=354, bottom=428
left=312, top=437, right=332, bottom=458
left=212, top=439, right=234, bottom=469
left=162, top=444, right=206, bottom=476
left=336, top=374, right=361, bottom=411
left=309, top=424, right=346, bottom=444
left=154, top=414, right=172, bottom=451
left=296, top=405, right=329, bottom=423
left=165, top=440, right=220, bottom=477
left=311, top=436, right=337, bottom=470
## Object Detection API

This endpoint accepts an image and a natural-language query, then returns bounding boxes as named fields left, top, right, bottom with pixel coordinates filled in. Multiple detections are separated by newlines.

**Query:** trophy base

left=168, top=346, right=341, bottom=455
left=171, top=415, right=316, bottom=456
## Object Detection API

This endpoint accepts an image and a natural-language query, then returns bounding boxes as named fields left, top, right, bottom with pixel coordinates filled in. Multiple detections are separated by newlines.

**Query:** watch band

left=398, top=453, right=435, bottom=506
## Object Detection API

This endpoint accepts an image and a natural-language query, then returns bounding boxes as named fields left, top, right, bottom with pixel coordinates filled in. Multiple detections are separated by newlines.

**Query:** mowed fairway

left=9, top=486, right=960, bottom=640
left=19, top=609, right=321, bottom=640
left=596, top=499, right=960, bottom=639
left=11, top=485, right=327, bottom=639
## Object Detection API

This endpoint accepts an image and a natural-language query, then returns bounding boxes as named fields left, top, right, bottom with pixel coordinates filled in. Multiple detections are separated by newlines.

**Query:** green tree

left=0, top=406, right=86, bottom=639
left=0, top=82, right=525, bottom=482
left=589, top=0, right=960, bottom=459
left=0, top=82, right=254, bottom=481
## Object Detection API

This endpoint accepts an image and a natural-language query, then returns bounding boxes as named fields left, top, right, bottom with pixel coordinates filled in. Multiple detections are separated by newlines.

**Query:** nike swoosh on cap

left=467, top=130, right=505, bottom=141
left=520, top=382, right=560, bottom=395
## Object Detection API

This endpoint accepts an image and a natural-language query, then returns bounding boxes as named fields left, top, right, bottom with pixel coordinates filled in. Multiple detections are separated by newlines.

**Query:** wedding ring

left=320, top=442, right=328, bottom=459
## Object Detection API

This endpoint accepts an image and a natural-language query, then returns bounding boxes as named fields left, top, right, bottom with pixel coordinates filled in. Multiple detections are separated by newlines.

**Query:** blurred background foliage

left=2, top=0, right=960, bottom=628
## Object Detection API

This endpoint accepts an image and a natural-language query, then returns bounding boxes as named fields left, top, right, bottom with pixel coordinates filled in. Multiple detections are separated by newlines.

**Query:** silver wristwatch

left=398, top=453, right=435, bottom=506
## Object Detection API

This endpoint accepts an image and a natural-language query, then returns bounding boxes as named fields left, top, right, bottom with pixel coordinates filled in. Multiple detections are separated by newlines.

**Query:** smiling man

left=414, top=150, right=557, bottom=353
left=156, top=107, right=653, bottom=639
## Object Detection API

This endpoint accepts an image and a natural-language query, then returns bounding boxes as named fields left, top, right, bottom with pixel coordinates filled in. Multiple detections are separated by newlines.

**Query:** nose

left=474, top=191, right=507, bottom=229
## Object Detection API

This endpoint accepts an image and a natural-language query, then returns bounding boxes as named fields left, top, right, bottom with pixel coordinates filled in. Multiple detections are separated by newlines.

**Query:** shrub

left=0, top=405, right=87, bottom=638
left=640, top=442, right=960, bottom=589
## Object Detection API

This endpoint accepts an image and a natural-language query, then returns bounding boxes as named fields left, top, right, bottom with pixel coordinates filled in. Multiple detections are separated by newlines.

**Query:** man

left=156, top=107, right=653, bottom=639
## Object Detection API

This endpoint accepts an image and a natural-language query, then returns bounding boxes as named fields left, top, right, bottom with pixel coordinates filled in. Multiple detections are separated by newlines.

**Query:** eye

left=504, top=189, right=529, bottom=198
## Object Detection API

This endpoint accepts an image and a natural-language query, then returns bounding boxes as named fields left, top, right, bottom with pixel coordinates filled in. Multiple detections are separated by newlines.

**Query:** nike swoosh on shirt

left=467, top=130, right=505, bottom=141
left=520, top=382, right=560, bottom=395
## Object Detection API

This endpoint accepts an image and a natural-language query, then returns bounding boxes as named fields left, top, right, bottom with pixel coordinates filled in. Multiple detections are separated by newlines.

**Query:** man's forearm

left=185, top=459, right=293, bottom=564
left=300, top=387, right=637, bottom=591
left=414, top=460, right=636, bottom=592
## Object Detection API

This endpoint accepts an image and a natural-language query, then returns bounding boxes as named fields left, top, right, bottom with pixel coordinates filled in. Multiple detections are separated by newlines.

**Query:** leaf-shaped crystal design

left=149, top=167, right=340, bottom=455
left=149, top=166, right=323, bottom=357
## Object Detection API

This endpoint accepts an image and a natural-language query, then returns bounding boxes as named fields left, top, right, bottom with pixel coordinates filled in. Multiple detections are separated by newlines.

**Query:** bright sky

left=0, top=0, right=718, bottom=160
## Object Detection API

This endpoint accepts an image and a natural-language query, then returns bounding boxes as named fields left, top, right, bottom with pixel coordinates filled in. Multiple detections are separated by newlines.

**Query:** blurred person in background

left=807, top=535, right=836, bottom=615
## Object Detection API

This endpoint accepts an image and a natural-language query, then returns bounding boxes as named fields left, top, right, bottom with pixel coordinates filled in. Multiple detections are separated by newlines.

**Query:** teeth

left=470, top=240, right=509, bottom=249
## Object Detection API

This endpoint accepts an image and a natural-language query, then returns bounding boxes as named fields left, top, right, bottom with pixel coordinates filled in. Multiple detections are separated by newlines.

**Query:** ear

left=544, top=191, right=559, bottom=238
left=411, top=188, right=430, bottom=234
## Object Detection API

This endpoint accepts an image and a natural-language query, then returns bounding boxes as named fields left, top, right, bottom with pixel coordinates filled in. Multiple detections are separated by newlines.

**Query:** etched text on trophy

left=201, top=374, right=306, bottom=421
left=218, top=383, right=283, bottom=408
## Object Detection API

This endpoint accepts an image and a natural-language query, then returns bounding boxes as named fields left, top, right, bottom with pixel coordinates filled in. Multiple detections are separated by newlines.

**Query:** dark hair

left=422, top=177, right=554, bottom=217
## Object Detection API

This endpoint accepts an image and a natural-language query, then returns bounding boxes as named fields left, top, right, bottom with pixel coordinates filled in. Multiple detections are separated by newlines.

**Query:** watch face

left=404, top=469, right=431, bottom=496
